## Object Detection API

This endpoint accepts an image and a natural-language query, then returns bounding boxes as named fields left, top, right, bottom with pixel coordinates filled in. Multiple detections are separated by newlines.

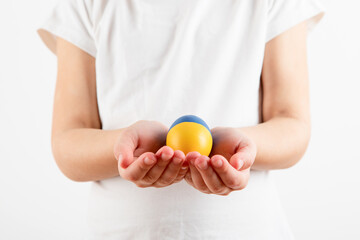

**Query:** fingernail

left=237, top=160, right=244, bottom=170
left=144, top=156, right=155, bottom=165
left=181, top=166, right=188, bottom=171
left=197, top=160, right=208, bottom=170
left=162, top=153, right=172, bottom=161
left=173, top=157, right=182, bottom=165
left=155, top=149, right=162, bottom=157
left=213, top=158, right=223, bottom=168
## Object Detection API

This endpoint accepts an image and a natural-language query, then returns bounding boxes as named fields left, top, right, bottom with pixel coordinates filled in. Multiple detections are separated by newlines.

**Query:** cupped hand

left=184, top=127, right=257, bottom=196
left=113, top=120, right=189, bottom=188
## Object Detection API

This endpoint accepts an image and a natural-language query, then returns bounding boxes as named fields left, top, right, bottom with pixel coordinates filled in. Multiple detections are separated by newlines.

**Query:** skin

left=113, top=120, right=188, bottom=188
left=52, top=20, right=310, bottom=196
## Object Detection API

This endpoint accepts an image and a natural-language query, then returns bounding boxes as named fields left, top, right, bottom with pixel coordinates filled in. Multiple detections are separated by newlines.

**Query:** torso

left=86, top=0, right=293, bottom=239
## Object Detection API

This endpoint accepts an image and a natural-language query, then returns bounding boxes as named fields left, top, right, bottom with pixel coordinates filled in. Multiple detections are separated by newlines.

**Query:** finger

left=194, top=155, right=231, bottom=195
left=186, top=152, right=211, bottom=194
left=210, top=155, right=247, bottom=190
left=114, top=129, right=138, bottom=169
left=119, top=152, right=157, bottom=182
left=184, top=171, right=195, bottom=187
left=183, top=153, right=197, bottom=187
left=173, top=165, right=189, bottom=183
left=185, top=151, right=202, bottom=165
left=229, top=137, right=257, bottom=171
left=153, top=150, right=185, bottom=187
left=141, top=146, right=174, bottom=184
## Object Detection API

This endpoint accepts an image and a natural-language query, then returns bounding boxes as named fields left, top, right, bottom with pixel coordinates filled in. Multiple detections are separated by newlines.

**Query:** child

left=38, top=0, right=324, bottom=239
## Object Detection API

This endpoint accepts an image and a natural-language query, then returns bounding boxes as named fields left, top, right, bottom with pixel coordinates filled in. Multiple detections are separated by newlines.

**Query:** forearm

left=52, top=128, right=123, bottom=182
left=239, top=117, right=311, bottom=170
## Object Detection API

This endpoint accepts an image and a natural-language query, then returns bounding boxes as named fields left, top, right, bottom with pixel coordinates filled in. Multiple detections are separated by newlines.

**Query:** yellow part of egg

left=166, top=122, right=213, bottom=156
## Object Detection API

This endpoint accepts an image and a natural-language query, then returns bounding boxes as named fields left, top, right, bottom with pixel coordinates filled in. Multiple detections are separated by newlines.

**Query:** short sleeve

left=266, top=0, right=325, bottom=42
left=37, top=0, right=96, bottom=58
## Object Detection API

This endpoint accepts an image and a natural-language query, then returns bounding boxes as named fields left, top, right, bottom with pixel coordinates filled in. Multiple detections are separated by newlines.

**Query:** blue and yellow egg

left=166, top=115, right=213, bottom=156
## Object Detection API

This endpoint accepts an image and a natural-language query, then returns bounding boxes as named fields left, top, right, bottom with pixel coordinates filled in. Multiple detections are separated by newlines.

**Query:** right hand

left=113, top=120, right=189, bottom=188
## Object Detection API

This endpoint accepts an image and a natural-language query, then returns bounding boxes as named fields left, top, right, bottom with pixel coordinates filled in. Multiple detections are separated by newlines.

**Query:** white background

left=0, top=0, right=359, bottom=239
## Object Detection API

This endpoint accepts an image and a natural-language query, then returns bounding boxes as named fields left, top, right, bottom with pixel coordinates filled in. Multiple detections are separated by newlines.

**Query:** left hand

left=184, top=127, right=257, bottom=196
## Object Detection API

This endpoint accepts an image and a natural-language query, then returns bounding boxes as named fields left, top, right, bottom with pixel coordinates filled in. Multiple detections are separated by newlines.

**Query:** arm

left=184, top=21, right=311, bottom=195
left=51, top=37, right=121, bottom=181
left=51, top=37, right=188, bottom=184
left=241, top=21, right=310, bottom=170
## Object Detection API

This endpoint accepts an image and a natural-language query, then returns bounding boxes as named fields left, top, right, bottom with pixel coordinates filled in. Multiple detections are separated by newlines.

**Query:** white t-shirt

left=38, top=0, right=324, bottom=239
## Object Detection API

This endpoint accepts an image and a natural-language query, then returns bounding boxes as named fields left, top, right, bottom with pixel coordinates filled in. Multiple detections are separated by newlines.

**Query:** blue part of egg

left=169, top=115, right=211, bottom=132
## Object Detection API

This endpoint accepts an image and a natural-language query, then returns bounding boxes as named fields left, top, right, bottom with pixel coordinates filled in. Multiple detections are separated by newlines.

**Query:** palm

left=115, top=120, right=189, bottom=187
left=208, top=127, right=256, bottom=171
left=209, top=127, right=242, bottom=160
left=183, top=126, right=256, bottom=195
left=114, top=120, right=169, bottom=167
left=131, top=121, right=168, bottom=159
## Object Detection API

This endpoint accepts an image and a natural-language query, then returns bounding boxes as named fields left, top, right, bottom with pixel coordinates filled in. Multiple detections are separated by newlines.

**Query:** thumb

left=229, top=139, right=257, bottom=171
left=113, top=129, right=138, bottom=169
